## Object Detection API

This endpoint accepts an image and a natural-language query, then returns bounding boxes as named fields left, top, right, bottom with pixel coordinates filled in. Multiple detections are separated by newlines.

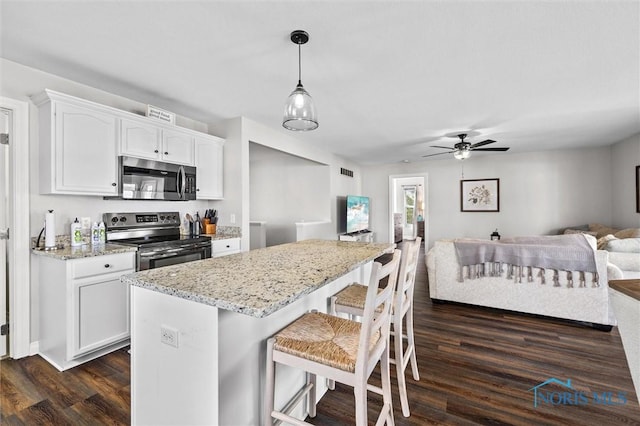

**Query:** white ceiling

left=1, top=1, right=639, bottom=165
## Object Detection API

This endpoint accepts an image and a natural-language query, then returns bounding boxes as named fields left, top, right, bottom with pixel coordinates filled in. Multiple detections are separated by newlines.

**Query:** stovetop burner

left=116, top=234, right=212, bottom=248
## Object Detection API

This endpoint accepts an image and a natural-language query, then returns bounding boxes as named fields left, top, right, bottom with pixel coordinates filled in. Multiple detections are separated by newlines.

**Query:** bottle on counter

left=91, top=222, right=100, bottom=245
left=98, top=221, right=106, bottom=244
left=71, top=217, right=83, bottom=247
left=194, top=212, right=201, bottom=236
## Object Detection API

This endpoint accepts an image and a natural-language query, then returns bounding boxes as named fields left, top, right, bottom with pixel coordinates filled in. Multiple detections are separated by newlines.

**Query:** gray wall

left=611, top=134, right=640, bottom=228
left=363, top=145, right=619, bottom=248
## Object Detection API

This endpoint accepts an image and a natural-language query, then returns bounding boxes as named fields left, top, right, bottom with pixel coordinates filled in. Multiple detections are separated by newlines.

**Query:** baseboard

left=29, top=341, right=39, bottom=356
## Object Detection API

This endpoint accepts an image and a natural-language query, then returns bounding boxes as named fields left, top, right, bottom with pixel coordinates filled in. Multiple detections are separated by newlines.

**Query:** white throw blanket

left=453, top=234, right=598, bottom=286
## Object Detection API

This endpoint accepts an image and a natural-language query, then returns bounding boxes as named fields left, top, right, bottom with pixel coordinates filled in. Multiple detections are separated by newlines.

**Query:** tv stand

left=339, top=231, right=373, bottom=243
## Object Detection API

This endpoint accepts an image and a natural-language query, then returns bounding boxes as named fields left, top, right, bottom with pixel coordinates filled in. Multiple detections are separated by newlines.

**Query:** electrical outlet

left=160, top=325, right=179, bottom=348
left=230, top=213, right=236, bottom=224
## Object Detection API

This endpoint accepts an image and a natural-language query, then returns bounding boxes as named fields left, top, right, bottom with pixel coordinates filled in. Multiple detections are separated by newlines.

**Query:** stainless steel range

left=104, top=211, right=211, bottom=271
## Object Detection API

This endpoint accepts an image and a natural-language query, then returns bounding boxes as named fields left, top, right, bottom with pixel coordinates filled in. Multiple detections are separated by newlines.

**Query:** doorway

left=0, top=108, right=9, bottom=357
left=0, top=97, right=30, bottom=359
left=388, top=173, right=427, bottom=246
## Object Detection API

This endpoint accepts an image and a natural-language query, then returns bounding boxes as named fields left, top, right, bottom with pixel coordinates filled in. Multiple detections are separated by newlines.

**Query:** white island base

left=131, top=263, right=371, bottom=425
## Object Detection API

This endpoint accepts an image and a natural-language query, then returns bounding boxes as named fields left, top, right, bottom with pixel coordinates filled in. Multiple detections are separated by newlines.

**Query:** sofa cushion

left=589, top=223, right=620, bottom=239
left=605, top=238, right=640, bottom=253
left=597, top=234, right=616, bottom=250
left=614, top=228, right=640, bottom=239
left=564, top=228, right=598, bottom=237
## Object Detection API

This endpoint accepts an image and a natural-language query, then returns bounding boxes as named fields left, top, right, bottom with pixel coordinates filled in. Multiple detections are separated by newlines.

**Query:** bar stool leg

left=381, top=345, right=395, bottom=426
left=394, top=319, right=411, bottom=417
left=307, top=372, right=317, bottom=418
left=407, top=305, right=420, bottom=381
left=353, top=382, right=368, bottom=426
left=264, top=338, right=276, bottom=426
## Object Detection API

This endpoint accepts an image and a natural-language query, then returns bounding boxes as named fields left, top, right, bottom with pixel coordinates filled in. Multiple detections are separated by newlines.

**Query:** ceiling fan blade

left=422, top=151, right=454, bottom=158
left=472, top=147, right=510, bottom=152
left=430, top=145, right=455, bottom=150
left=469, top=139, right=496, bottom=148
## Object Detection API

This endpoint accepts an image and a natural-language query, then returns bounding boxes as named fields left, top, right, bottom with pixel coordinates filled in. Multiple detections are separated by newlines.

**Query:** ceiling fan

left=422, top=133, right=510, bottom=160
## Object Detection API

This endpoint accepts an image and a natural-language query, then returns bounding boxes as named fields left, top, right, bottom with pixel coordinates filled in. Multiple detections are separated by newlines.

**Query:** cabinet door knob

left=154, top=149, right=159, bottom=153
left=164, top=152, right=169, bottom=155
left=111, top=183, right=117, bottom=186
left=196, top=188, right=200, bottom=191
left=104, top=264, right=111, bottom=268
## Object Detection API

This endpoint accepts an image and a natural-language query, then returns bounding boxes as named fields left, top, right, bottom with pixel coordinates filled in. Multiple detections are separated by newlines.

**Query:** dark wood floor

left=2, top=244, right=639, bottom=425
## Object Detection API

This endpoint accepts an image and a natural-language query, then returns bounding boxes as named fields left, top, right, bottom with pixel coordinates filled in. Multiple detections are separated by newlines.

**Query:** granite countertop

left=121, top=239, right=393, bottom=318
left=208, top=233, right=240, bottom=241
left=609, top=279, right=640, bottom=302
left=205, top=225, right=241, bottom=241
left=32, top=243, right=137, bottom=260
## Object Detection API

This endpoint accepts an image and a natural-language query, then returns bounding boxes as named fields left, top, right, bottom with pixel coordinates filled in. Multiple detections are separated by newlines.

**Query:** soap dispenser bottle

left=98, top=221, right=106, bottom=244
left=71, top=218, right=83, bottom=247
left=91, top=222, right=100, bottom=245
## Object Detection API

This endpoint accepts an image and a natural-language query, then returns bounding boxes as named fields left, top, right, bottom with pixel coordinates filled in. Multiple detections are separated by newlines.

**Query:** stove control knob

left=160, top=215, right=165, bottom=221
left=171, top=215, right=177, bottom=220
left=119, top=216, right=127, bottom=223
left=111, top=217, right=119, bottom=224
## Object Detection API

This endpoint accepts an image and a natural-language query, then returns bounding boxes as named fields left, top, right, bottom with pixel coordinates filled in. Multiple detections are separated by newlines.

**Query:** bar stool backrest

left=356, top=249, right=401, bottom=379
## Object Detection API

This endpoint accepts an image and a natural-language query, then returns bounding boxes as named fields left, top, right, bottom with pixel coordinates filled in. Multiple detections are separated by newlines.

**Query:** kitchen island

left=121, top=239, right=393, bottom=425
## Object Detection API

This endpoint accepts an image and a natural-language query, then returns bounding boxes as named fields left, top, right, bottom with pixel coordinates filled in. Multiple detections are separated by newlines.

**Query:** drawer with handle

left=71, top=252, right=136, bottom=279
left=212, top=238, right=240, bottom=257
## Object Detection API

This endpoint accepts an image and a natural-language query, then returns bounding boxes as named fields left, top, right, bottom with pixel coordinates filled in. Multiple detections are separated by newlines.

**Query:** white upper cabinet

left=34, top=89, right=223, bottom=196
left=35, top=91, right=118, bottom=195
left=120, top=118, right=162, bottom=160
left=162, top=128, right=194, bottom=165
left=120, top=117, right=194, bottom=165
left=195, top=136, right=224, bottom=200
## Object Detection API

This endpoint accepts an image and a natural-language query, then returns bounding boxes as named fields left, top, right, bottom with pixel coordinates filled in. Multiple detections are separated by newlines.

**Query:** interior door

left=0, top=108, right=11, bottom=357
left=403, top=185, right=416, bottom=240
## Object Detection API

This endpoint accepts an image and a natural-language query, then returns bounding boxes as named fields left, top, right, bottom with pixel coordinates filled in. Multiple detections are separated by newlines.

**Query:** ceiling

left=1, top=1, right=639, bottom=165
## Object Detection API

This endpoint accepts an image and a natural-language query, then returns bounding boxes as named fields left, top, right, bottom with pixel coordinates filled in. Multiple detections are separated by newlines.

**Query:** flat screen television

left=346, top=195, right=370, bottom=234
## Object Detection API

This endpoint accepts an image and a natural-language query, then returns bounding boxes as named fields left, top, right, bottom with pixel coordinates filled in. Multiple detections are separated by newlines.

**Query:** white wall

left=209, top=116, right=362, bottom=250
left=611, top=134, right=640, bottom=228
left=363, top=146, right=614, bottom=248
left=250, top=143, right=330, bottom=246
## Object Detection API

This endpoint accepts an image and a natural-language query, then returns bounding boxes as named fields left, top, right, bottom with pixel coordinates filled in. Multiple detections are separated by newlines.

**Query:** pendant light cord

left=298, top=43, right=302, bottom=85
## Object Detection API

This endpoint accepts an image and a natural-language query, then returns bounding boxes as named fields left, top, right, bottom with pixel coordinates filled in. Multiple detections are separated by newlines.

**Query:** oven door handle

left=178, top=165, right=186, bottom=200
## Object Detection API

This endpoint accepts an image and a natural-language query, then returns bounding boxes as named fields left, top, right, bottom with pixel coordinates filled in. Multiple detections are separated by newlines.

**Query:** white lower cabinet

left=37, top=252, right=135, bottom=371
left=212, top=238, right=240, bottom=257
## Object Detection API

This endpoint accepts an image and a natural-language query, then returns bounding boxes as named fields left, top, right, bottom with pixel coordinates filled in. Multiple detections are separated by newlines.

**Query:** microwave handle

left=178, top=165, right=186, bottom=200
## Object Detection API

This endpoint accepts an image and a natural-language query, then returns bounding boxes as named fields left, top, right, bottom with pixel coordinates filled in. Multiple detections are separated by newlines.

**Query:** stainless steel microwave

left=115, top=156, right=197, bottom=201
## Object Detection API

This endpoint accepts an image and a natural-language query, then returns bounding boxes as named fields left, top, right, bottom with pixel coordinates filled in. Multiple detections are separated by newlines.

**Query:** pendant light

left=283, top=30, right=318, bottom=131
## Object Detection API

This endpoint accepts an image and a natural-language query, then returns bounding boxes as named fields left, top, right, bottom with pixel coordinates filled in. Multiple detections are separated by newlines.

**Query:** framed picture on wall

left=636, top=166, right=640, bottom=213
left=461, top=178, right=500, bottom=212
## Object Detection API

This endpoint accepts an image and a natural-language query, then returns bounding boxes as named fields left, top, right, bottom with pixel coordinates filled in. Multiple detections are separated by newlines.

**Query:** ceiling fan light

left=283, top=83, right=318, bottom=131
left=454, top=149, right=471, bottom=160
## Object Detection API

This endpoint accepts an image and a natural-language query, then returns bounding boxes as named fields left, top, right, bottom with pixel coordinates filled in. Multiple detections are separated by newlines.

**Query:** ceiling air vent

left=340, top=167, right=354, bottom=178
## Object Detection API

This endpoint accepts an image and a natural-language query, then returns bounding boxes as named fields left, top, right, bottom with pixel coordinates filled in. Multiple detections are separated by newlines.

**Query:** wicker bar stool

left=263, top=249, right=402, bottom=426
left=329, top=238, right=421, bottom=417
